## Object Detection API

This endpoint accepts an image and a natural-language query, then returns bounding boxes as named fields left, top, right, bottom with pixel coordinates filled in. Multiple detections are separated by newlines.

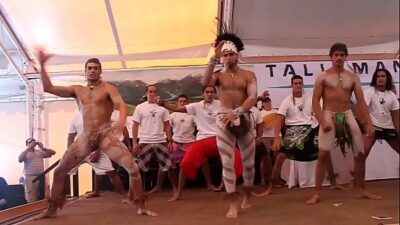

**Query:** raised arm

left=38, top=50, right=76, bottom=97
left=159, top=101, right=187, bottom=113
left=203, top=42, right=224, bottom=87
left=18, top=142, right=36, bottom=162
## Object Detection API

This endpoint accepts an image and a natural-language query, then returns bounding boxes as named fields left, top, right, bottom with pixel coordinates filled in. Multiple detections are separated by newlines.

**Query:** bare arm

left=312, top=74, right=325, bottom=124
left=391, top=109, right=399, bottom=133
left=256, top=122, right=264, bottom=138
left=241, top=73, right=258, bottom=112
left=164, top=121, right=173, bottom=142
left=18, top=142, right=35, bottom=162
left=67, top=133, right=77, bottom=147
left=271, top=114, right=284, bottom=150
left=132, top=121, right=139, bottom=146
left=203, top=42, right=224, bottom=87
left=38, top=50, right=76, bottom=97
left=107, top=84, right=127, bottom=127
left=353, top=75, right=373, bottom=135
left=122, top=127, right=132, bottom=150
left=161, top=101, right=187, bottom=113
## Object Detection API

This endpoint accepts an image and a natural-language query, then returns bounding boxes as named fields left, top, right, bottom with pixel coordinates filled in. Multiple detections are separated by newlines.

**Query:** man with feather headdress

left=203, top=32, right=257, bottom=219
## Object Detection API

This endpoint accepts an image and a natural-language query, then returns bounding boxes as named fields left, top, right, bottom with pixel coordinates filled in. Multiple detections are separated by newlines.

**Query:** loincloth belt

left=88, top=131, right=102, bottom=151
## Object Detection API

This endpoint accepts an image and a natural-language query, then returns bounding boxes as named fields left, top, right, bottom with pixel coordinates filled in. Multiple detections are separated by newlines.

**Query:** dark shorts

left=374, top=126, right=398, bottom=140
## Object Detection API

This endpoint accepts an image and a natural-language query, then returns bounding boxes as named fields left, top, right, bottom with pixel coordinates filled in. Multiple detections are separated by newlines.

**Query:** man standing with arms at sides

left=306, top=43, right=382, bottom=204
left=203, top=33, right=258, bottom=219
left=131, top=85, right=174, bottom=194
left=35, top=51, right=156, bottom=219
left=363, top=69, right=399, bottom=155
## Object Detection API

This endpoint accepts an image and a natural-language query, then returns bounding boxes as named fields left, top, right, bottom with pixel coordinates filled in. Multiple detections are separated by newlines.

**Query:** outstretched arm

left=38, top=50, right=75, bottom=97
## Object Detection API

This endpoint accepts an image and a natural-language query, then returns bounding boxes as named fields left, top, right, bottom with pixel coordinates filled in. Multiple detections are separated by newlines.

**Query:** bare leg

left=149, top=169, right=165, bottom=193
left=168, top=170, right=186, bottom=201
left=353, top=153, right=382, bottom=200
left=252, top=155, right=273, bottom=197
left=202, top=159, right=220, bottom=191
left=306, top=150, right=330, bottom=205
left=107, top=170, right=126, bottom=198
left=84, top=175, right=102, bottom=198
left=35, top=142, right=89, bottom=220
left=168, top=167, right=178, bottom=199
left=326, top=154, right=348, bottom=190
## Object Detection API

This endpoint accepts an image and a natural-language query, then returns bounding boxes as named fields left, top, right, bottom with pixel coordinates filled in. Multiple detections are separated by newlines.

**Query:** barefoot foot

left=331, top=184, right=349, bottom=191
left=33, top=208, right=57, bottom=220
left=167, top=194, right=181, bottom=202
left=137, top=208, right=158, bottom=216
left=305, top=194, right=320, bottom=205
left=241, top=195, right=252, bottom=209
left=360, top=190, right=382, bottom=200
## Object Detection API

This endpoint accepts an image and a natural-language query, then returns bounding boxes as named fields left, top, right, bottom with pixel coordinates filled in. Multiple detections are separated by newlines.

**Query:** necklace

left=88, top=81, right=102, bottom=98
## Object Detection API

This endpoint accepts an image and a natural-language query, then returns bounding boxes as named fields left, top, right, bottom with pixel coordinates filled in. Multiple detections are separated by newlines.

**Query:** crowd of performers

left=33, top=33, right=398, bottom=219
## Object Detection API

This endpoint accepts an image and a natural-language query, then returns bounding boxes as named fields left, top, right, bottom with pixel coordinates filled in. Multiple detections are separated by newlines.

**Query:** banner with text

left=254, top=60, right=399, bottom=107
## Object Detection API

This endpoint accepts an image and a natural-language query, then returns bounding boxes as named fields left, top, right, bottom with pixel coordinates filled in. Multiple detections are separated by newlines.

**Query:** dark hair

left=85, top=58, right=102, bottom=71
left=25, top=138, right=35, bottom=146
left=177, top=94, right=188, bottom=100
left=202, top=86, right=216, bottom=93
left=291, top=75, right=303, bottom=85
left=329, top=43, right=348, bottom=57
left=370, top=69, right=394, bottom=91
left=146, top=84, right=158, bottom=93
left=214, top=33, right=244, bottom=52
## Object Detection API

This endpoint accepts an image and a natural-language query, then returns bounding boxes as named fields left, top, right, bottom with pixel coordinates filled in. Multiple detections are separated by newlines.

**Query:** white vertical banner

left=254, top=60, right=399, bottom=107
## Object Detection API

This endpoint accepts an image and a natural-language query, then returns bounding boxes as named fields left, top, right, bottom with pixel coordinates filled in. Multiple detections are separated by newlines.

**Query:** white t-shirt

left=249, top=107, right=264, bottom=136
left=260, top=109, right=280, bottom=137
left=278, top=92, right=313, bottom=126
left=170, top=112, right=196, bottom=143
left=185, top=100, right=219, bottom=140
left=364, top=87, right=399, bottom=129
left=24, top=150, right=50, bottom=175
left=68, top=114, right=83, bottom=135
left=132, top=101, right=170, bottom=143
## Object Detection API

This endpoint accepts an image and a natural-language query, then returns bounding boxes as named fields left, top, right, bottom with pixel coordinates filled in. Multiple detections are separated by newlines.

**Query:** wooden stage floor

left=20, top=179, right=399, bottom=225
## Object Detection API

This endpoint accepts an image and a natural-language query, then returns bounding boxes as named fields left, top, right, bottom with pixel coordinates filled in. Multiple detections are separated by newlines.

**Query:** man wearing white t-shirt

left=272, top=75, right=342, bottom=193
left=363, top=69, right=399, bottom=155
left=132, top=85, right=173, bottom=193
left=67, top=113, right=126, bottom=198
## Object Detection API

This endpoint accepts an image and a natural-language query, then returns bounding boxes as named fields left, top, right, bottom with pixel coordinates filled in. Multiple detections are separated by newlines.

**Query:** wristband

left=232, top=107, right=244, bottom=117
left=208, top=56, right=219, bottom=66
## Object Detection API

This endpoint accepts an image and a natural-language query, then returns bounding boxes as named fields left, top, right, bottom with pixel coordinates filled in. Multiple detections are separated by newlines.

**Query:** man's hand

left=214, top=41, right=224, bottom=59
left=37, top=142, right=44, bottom=150
left=364, top=123, right=375, bottom=137
left=272, top=137, right=282, bottom=151
left=320, top=120, right=333, bottom=133
left=220, top=111, right=238, bottom=127
left=132, top=143, right=140, bottom=153
left=110, top=122, right=125, bottom=137
left=167, top=141, right=173, bottom=153
left=88, top=151, right=100, bottom=163
left=37, top=50, right=52, bottom=65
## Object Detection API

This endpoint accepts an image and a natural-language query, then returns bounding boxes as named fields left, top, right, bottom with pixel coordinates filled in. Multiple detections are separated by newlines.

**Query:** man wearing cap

left=19, top=138, right=56, bottom=202
left=203, top=33, right=258, bottom=219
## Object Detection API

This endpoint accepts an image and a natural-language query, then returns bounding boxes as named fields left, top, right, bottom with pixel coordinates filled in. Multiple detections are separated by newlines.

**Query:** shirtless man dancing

left=203, top=33, right=257, bottom=218
left=306, top=43, right=382, bottom=204
left=35, top=51, right=157, bottom=219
